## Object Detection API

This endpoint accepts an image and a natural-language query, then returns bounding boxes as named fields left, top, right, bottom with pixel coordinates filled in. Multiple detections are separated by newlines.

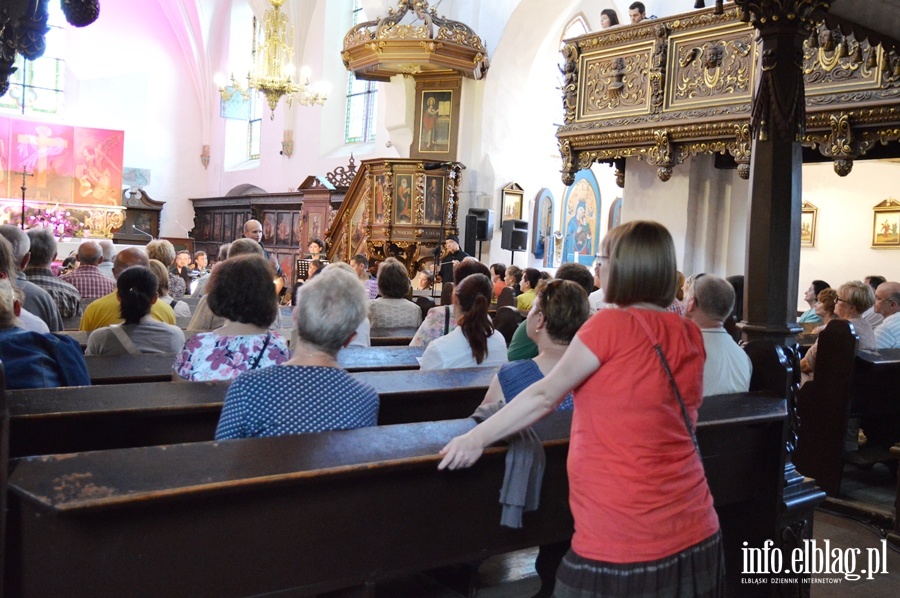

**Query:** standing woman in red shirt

left=439, top=220, right=723, bottom=597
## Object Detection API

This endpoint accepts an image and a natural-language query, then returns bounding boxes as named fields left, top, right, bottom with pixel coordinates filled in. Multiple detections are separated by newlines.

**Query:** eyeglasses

left=836, top=298, right=849, bottom=304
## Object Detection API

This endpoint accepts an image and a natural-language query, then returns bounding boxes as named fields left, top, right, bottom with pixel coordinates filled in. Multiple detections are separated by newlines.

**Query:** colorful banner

left=0, top=115, right=124, bottom=206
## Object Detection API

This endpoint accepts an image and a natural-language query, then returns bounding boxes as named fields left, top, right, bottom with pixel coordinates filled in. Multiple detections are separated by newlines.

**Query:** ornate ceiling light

left=218, top=0, right=327, bottom=119
left=342, top=0, right=490, bottom=81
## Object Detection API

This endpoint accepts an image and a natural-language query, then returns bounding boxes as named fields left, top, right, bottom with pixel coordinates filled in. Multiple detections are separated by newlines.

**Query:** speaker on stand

left=501, top=219, right=529, bottom=265
left=465, top=208, right=494, bottom=260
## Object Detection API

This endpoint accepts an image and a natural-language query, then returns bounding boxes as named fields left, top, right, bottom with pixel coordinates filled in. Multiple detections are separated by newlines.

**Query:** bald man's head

left=113, top=247, right=150, bottom=278
left=77, top=241, right=103, bottom=265
left=243, top=219, right=263, bottom=243
left=874, top=281, right=900, bottom=318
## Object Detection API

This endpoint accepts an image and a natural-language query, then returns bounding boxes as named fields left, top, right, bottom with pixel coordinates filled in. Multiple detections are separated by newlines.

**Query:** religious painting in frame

left=394, top=173, right=413, bottom=224
left=608, top=197, right=622, bottom=232
left=10, top=119, right=74, bottom=203
left=501, top=182, right=524, bottom=225
left=350, top=200, right=367, bottom=254
left=373, top=174, right=387, bottom=224
left=872, top=198, right=900, bottom=248
left=262, top=212, right=276, bottom=245
left=223, top=213, right=234, bottom=244
left=800, top=201, right=817, bottom=247
left=424, top=175, right=444, bottom=224
left=213, top=212, right=223, bottom=241
left=276, top=212, right=291, bottom=246
left=532, top=188, right=554, bottom=261
left=562, top=169, right=600, bottom=265
left=73, top=126, right=124, bottom=205
left=410, top=77, right=461, bottom=161
left=292, top=212, right=302, bottom=247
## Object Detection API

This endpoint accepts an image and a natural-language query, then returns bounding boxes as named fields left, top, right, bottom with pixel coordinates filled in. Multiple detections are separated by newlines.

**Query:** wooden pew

left=338, top=346, right=424, bottom=372
left=370, top=326, right=418, bottom=346
left=85, top=353, right=177, bottom=384
left=6, top=393, right=788, bottom=597
left=851, top=348, right=900, bottom=452
left=80, top=346, right=424, bottom=385
left=7, top=367, right=498, bottom=458
left=0, top=365, right=8, bottom=591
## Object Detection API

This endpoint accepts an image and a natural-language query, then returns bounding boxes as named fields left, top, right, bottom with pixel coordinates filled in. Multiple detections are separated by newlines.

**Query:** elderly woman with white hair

left=215, top=264, right=379, bottom=439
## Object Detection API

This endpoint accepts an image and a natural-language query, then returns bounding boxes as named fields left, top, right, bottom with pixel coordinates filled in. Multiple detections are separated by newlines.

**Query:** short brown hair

left=537, top=279, right=589, bottom=343
left=207, top=255, right=278, bottom=327
left=603, top=221, right=677, bottom=308
left=377, top=257, right=411, bottom=299
left=817, top=288, right=837, bottom=315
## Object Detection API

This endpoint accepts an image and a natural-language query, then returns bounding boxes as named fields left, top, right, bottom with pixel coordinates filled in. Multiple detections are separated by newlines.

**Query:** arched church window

left=345, top=0, right=377, bottom=144
left=560, top=14, right=590, bottom=47
left=0, top=3, right=67, bottom=115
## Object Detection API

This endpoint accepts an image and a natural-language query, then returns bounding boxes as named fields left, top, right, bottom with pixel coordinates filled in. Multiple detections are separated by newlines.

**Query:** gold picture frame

left=800, top=201, right=817, bottom=247
left=501, top=182, right=524, bottom=225
left=872, top=198, right=900, bottom=248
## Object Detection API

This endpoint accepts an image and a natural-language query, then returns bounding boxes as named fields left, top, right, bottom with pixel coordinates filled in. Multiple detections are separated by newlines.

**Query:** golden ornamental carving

left=673, top=34, right=753, bottom=104
left=729, top=123, right=752, bottom=179
left=414, top=174, right=426, bottom=224
left=733, top=0, right=828, bottom=28
left=559, top=138, right=575, bottom=185
left=343, top=1, right=489, bottom=80
left=560, top=43, right=579, bottom=124
left=803, top=26, right=881, bottom=93
left=581, top=48, right=651, bottom=118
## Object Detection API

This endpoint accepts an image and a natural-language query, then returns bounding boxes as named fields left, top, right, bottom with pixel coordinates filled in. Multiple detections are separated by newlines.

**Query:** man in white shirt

left=684, top=274, right=752, bottom=396
left=873, top=281, right=900, bottom=349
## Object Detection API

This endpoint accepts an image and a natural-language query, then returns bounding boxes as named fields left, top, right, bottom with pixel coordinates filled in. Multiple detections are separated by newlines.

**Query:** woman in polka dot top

left=215, top=264, right=378, bottom=439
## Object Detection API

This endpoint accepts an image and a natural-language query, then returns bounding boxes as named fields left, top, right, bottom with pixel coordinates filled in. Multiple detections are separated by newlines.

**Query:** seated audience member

left=175, top=255, right=290, bottom=381
left=61, top=240, right=116, bottom=299
left=505, top=264, right=522, bottom=296
left=215, top=266, right=378, bottom=439
left=0, top=278, right=90, bottom=389
left=410, top=258, right=490, bottom=347
left=191, top=251, right=208, bottom=273
left=0, top=224, right=63, bottom=331
left=24, top=227, right=82, bottom=318
left=0, top=236, right=49, bottom=333
left=798, top=279, right=830, bottom=325
left=147, top=260, right=191, bottom=318
left=508, top=262, right=595, bottom=361
left=146, top=239, right=186, bottom=300
left=801, top=280, right=876, bottom=384
left=420, top=273, right=508, bottom=370
left=369, top=257, right=422, bottom=328
left=684, top=274, right=752, bottom=396
left=490, top=263, right=507, bottom=300
left=188, top=239, right=263, bottom=332
left=588, top=256, right=606, bottom=312
left=862, top=275, right=886, bottom=327
left=172, top=250, right=192, bottom=294
left=351, top=254, right=378, bottom=299
left=415, top=268, right=434, bottom=291
left=874, top=281, right=900, bottom=348
left=516, top=268, right=540, bottom=313
left=483, top=279, right=589, bottom=411
left=97, top=240, right=116, bottom=279
left=292, top=262, right=370, bottom=348
left=86, top=266, right=185, bottom=355
left=193, top=244, right=228, bottom=297
left=80, top=247, right=177, bottom=332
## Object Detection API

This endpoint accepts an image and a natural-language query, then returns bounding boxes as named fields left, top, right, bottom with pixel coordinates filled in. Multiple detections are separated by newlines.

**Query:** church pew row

left=83, top=346, right=426, bottom=384
left=792, top=320, right=900, bottom=497
left=5, top=393, right=788, bottom=597
left=370, top=326, right=418, bottom=346
left=7, top=367, right=498, bottom=458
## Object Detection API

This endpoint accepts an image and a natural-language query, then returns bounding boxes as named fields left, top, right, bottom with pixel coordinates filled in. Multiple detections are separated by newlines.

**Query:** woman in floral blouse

left=174, top=255, right=289, bottom=381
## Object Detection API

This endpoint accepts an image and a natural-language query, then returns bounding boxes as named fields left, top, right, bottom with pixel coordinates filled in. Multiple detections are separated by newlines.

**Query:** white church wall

left=797, top=160, right=900, bottom=311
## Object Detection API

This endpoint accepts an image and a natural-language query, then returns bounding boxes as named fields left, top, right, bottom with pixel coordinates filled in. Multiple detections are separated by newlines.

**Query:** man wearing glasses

left=874, top=281, right=900, bottom=348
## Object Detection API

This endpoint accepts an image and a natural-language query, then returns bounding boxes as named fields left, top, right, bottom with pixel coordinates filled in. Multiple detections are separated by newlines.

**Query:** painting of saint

left=418, top=91, right=452, bottom=154
left=263, top=213, right=276, bottom=245
left=424, top=176, right=443, bottom=224
left=395, top=174, right=412, bottom=223
left=873, top=210, right=900, bottom=246
left=374, top=175, right=386, bottom=224
left=277, top=213, right=291, bottom=245
left=562, top=172, right=600, bottom=264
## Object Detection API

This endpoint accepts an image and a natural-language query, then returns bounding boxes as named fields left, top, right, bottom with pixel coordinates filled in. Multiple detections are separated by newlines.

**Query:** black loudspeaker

left=468, top=208, right=494, bottom=241
left=501, top=219, right=529, bottom=251
left=464, top=213, right=478, bottom=256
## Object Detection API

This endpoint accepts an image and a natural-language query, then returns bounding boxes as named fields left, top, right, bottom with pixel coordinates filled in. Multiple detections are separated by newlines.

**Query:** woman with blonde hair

left=439, top=221, right=723, bottom=596
left=146, top=239, right=186, bottom=299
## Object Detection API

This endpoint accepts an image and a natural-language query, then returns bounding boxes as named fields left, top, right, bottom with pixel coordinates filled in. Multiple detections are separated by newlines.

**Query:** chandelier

left=217, top=0, right=327, bottom=119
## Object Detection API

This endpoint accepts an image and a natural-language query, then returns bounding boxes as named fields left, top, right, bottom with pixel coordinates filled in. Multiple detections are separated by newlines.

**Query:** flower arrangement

left=26, top=206, right=87, bottom=239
